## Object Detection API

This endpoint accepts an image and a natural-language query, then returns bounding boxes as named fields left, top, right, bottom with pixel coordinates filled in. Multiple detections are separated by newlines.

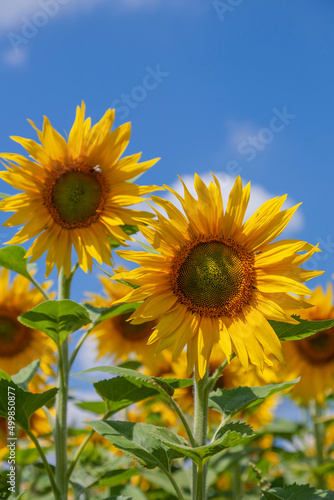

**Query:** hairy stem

left=313, top=401, right=326, bottom=489
left=54, top=269, right=72, bottom=499
left=193, top=369, right=209, bottom=500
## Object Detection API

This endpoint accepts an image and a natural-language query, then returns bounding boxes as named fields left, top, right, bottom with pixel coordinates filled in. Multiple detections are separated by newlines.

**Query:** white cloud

left=0, top=0, right=202, bottom=33
left=130, top=172, right=304, bottom=245
left=164, top=172, right=304, bottom=234
left=223, top=118, right=259, bottom=152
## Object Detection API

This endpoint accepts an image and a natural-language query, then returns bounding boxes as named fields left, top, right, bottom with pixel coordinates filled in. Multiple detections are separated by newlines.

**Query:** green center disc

left=177, top=242, right=245, bottom=309
left=52, top=171, right=102, bottom=225
left=0, top=317, right=19, bottom=343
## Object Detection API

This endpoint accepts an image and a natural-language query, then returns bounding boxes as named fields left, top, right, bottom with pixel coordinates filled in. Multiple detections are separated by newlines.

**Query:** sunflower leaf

left=83, top=302, right=141, bottom=327
left=261, top=483, right=334, bottom=499
left=153, top=422, right=254, bottom=466
left=209, top=380, right=299, bottom=417
left=137, top=241, right=161, bottom=255
left=11, top=360, right=40, bottom=390
left=93, top=376, right=192, bottom=414
left=0, top=193, right=10, bottom=199
left=0, top=371, right=10, bottom=381
left=18, top=299, right=91, bottom=346
left=269, top=316, right=334, bottom=341
left=85, top=420, right=184, bottom=470
left=0, top=245, right=32, bottom=281
left=75, top=366, right=178, bottom=397
left=0, top=378, right=57, bottom=430
left=109, top=225, right=139, bottom=250
left=94, top=377, right=166, bottom=414
left=75, top=401, right=107, bottom=415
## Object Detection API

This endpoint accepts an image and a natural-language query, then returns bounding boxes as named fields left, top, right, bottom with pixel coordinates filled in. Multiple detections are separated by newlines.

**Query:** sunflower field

left=0, top=103, right=333, bottom=500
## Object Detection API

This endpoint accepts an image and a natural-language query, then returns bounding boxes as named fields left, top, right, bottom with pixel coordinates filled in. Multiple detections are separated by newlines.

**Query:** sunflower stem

left=54, top=269, right=72, bottom=500
left=312, top=401, right=326, bottom=489
left=165, top=394, right=196, bottom=447
left=67, top=409, right=112, bottom=480
left=193, top=368, right=209, bottom=500
left=206, top=352, right=236, bottom=394
left=69, top=326, right=93, bottom=370
left=25, top=428, right=60, bottom=499
left=29, top=276, right=51, bottom=301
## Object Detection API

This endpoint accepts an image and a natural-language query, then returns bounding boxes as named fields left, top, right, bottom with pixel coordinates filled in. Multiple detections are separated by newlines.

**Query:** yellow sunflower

left=282, top=283, right=334, bottom=404
left=0, top=268, right=56, bottom=382
left=114, top=174, right=322, bottom=379
left=0, top=102, right=160, bottom=277
left=87, top=272, right=159, bottom=366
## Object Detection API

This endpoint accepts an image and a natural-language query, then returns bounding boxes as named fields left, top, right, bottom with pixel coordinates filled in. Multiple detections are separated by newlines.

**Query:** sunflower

left=87, top=272, right=159, bottom=367
left=282, top=283, right=334, bottom=404
left=0, top=103, right=160, bottom=277
left=113, top=174, right=322, bottom=379
left=0, top=268, right=56, bottom=382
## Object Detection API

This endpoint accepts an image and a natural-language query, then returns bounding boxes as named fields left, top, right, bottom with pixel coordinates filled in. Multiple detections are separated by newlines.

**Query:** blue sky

left=0, top=1, right=333, bottom=402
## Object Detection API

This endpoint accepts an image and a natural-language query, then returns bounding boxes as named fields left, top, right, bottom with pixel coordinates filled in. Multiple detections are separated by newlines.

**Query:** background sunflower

left=281, top=283, right=334, bottom=405
left=0, top=268, right=56, bottom=385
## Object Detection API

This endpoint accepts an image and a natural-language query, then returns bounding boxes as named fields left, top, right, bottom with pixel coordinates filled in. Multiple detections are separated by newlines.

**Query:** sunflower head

left=0, top=268, right=56, bottom=385
left=0, top=102, right=161, bottom=276
left=87, top=271, right=158, bottom=365
left=113, top=173, right=323, bottom=380
left=282, top=283, right=334, bottom=405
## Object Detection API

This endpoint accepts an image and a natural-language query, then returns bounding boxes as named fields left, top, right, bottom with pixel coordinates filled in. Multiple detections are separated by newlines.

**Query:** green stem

left=313, top=401, right=326, bottom=489
left=164, top=394, right=196, bottom=447
left=67, top=410, right=112, bottom=479
left=54, top=269, right=72, bottom=500
left=206, top=353, right=236, bottom=394
left=192, top=369, right=209, bottom=500
left=231, top=463, right=242, bottom=500
left=69, top=327, right=92, bottom=370
left=26, top=428, right=60, bottom=499
left=163, top=467, right=185, bottom=500
left=29, top=276, right=50, bottom=301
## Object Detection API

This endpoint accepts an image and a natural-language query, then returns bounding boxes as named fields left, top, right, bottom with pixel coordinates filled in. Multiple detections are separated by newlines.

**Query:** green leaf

left=118, top=360, right=142, bottom=370
left=94, top=375, right=193, bottom=415
left=0, top=471, right=11, bottom=499
left=137, top=241, right=161, bottom=255
left=209, top=380, right=299, bottom=417
left=1, top=446, right=53, bottom=466
left=269, top=316, right=334, bottom=341
left=97, top=468, right=139, bottom=487
left=11, top=360, right=40, bottom=390
left=75, top=401, right=107, bottom=414
left=0, top=245, right=33, bottom=281
left=153, top=422, right=254, bottom=466
left=84, top=302, right=141, bottom=327
left=94, top=377, right=164, bottom=414
left=86, top=420, right=186, bottom=470
left=0, top=379, right=57, bottom=430
left=18, top=299, right=91, bottom=346
left=109, top=224, right=139, bottom=249
left=103, top=497, right=132, bottom=500
left=0, top=193, right=10, bottom=199
left=76, top=366, right=176, bottom=397
left=261, top=483, right=334, bottom=499
left=0, top=370, right=10, bottom=381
